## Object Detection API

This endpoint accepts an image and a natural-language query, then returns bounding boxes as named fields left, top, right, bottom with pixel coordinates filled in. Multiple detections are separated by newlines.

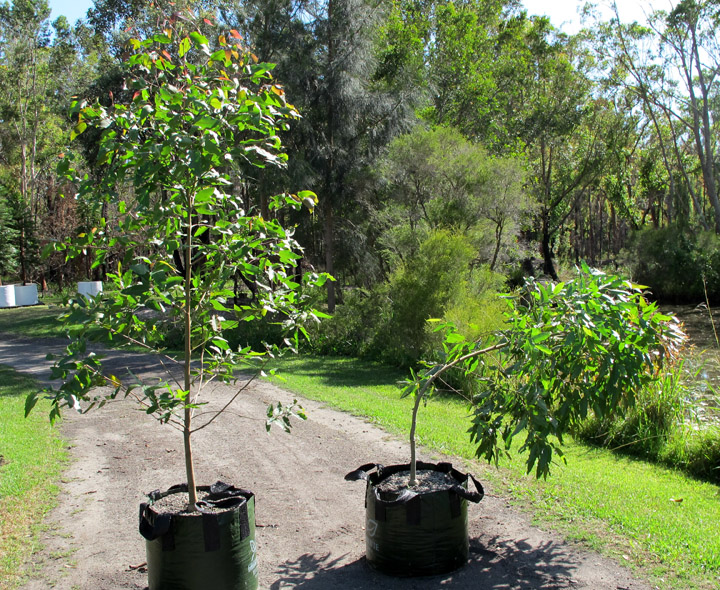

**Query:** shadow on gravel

left=270, top=537, right=577, bottom=589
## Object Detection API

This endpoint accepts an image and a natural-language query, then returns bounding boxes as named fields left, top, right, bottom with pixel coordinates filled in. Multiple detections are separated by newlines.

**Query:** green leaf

left=195, top=116, right=219, bottom=130
left=179, top=36, right=191, bottom=57
left=189, top=31, right=209, bottom=46
left=24, top=391, right=40, bottom=417
left=445, top=332, right=465, bottom=344
left=194, top=187, right=215, bottom=203
left=71, top=121, right=87, bottom=140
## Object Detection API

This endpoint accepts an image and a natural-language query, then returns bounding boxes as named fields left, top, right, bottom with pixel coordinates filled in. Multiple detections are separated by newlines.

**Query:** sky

left=522, top=0, right=666, bottom=33
left=47, top=0, right=666, bottom=30
left=48, top=0, right=93, bottom=25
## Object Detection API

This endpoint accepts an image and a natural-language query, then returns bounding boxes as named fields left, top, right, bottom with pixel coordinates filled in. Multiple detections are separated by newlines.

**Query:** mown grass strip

left=271, top=354, right=720, bottom=590
left=0, top=305, right=66, bottom=339
left=0, top=366, right=67, bottom=589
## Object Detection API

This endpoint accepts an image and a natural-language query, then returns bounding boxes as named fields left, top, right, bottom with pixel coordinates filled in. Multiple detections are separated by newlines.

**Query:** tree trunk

left=184, top=200, right=198, bottom=508
left=20, top=222, right=27, bottom=285
left=541, top=214, right=558, bottom=280
left=490, top=220, right=503, bottom=271
left=324, top=0, right=337, bottom=313
left=323, top=200, right=336, bottom=313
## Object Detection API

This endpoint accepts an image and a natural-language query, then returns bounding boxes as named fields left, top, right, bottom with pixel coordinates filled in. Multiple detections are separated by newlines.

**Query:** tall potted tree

left=26, top=8, right=327, bottom=590
left=347, top=265, right=686, bottom=576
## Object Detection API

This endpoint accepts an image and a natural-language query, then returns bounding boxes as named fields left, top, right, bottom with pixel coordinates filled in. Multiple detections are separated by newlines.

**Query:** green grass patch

left=0, top=366, right=67, bottom=589
left=271, top=354, right=720, bottom=590
left=0, top=303, right=175, bottom=355
left=0, top=305, right=67, bottom=339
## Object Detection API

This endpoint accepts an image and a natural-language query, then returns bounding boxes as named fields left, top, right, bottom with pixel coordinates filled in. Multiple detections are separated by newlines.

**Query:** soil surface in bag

left=375, top=470, right=456, bottom=494
left=151, top=490, right=238, bottom=515
left=1, top=333, right=654, bottom=590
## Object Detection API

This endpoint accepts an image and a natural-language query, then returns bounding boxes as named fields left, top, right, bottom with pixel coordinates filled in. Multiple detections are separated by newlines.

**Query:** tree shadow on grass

left=0, top=363, right=38, bottom=397
left=270, top=536, right=581, bottom=589
left=280, top=356, right=406, bottom=389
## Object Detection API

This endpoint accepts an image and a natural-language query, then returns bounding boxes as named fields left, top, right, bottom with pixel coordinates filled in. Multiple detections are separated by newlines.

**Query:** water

left=662, top=304, right=720, bottom=425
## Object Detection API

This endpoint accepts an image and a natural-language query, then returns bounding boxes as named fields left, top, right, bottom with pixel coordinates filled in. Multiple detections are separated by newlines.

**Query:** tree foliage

left=403, top=264, right=687, bottom=484
left=26, top=8, right=328, bottom=506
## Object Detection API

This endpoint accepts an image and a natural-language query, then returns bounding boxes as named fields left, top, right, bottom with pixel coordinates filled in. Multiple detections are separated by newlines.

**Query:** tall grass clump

left=575, top=360, right=720, bottom=482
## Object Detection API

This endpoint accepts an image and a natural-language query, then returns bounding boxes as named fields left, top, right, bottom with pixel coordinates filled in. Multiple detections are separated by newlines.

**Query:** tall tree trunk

left=541, top=213, right=558, bottom=280
left=323, top=200, right=336, bottom=313
left=324, top=0, right=337, bottom=313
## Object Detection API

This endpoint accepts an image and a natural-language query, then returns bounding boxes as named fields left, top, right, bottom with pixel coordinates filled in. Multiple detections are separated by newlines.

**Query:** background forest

left=2, top=0, right=720, bottom=368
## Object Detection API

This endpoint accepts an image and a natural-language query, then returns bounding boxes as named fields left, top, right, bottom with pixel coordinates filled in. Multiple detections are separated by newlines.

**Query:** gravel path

left=0, top=333, right=652, bottom=590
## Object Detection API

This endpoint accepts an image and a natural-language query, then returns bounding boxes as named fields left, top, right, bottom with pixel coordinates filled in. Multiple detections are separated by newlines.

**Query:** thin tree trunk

left=324, top=0, right=337, bottom=313
left=184, top=202, right=198, bottom=508
left=323, top=201, right=336, bottom=313
left=409, top=391, right=422, bottom=487
left=490, top=220, right=503, bottom=271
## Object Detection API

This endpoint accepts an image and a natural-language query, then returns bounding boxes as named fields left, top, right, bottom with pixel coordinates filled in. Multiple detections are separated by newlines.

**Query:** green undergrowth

left=270, top=354, right=720, bottom=590
left=0, top=366, right=67, bottom=589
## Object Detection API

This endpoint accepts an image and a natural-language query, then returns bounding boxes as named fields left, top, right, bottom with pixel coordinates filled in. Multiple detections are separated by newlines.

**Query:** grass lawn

left=0, top=366, right=67, bottom=589
left=271, top=354, right=720, bottom=590
left=0, top=304, right=66, bottom=339
left=1, top=306, right=719, bottom=588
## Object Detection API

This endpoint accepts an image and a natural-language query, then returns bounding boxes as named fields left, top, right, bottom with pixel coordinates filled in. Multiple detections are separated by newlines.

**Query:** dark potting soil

left=150, top=490, right=236, bottom=515
left=376, top=469, right=457, bottom=494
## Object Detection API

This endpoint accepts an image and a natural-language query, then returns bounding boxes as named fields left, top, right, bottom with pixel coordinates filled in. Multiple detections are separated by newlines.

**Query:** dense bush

left=308, top=230, right=507, bottom=367
left=626, top=225, right=720, bottom=303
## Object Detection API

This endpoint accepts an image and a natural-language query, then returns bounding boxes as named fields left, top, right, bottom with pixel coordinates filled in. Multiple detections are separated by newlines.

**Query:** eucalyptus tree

left=0, top=0, right=91, bottom=284
left=598, top=0, right=720, bottom=232
left=494, top=17, right=625, bottom=278
left=379, top=3, right=626, bottom=278
left=29, top=9, right=327, bottom=506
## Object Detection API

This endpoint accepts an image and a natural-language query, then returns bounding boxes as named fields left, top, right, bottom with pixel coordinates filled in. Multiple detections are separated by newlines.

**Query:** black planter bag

left=345, top=462, right=484, bottom=577
left=139, top=481, right=257, bottom=590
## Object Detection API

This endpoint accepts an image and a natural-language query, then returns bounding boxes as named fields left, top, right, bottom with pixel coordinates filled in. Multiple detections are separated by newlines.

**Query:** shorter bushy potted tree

left=26, top=9, right=327, bottom=590
left=347, top=264, right=686, bottom=576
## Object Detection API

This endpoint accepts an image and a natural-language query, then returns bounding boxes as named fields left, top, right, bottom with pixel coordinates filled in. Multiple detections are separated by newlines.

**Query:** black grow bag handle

left=139, top=503, right=172, bottom=541
left=344, top=463, right=384, bottom=481
left=451, top=474, right=484, bottom=503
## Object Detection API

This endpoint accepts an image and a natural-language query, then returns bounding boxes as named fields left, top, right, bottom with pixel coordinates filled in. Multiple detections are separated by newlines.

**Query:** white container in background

left=14, top=284, right=38, bottom=306
left=0, top=285, right=16, bottom=308
left=77, top=281, right=103, bottom=299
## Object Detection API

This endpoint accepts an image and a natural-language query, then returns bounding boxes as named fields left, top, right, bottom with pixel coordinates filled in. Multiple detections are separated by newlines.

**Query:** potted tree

left=26, top=8, right=326, bottom=590
left=347, top=264, right=686, bottom=576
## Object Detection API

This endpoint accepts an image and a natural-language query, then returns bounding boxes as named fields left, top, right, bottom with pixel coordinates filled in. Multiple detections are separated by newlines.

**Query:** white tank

left=14, top=284, right=38, bottom=306
left=0, top=285, right=16, bottom=308
left=77, top=281, right=103, bottom=299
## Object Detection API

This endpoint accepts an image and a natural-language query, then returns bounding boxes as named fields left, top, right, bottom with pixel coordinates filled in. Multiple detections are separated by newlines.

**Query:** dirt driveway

left=0, top=334, right=652, bottom=590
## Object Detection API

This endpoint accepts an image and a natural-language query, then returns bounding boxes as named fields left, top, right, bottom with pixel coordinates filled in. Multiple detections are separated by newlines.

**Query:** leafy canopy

left=27, top=10, right=328, bottom=434
left=404, top=264, right=686, bottom=480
